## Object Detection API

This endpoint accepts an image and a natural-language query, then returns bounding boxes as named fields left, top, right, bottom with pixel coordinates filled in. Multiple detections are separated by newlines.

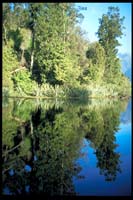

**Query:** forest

left=3, top=3, right=131, bottom=99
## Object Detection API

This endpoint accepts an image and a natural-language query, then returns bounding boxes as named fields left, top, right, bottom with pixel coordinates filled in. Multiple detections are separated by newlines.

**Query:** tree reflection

left=2, top=99, right=85, bottom=195
left=84, top=101, right=126, bottom=181
left=28, top=106, right=84, bottom=195
left=95, top=107, right=121, bottom=181
left=2, top=98, right=128, bottom=195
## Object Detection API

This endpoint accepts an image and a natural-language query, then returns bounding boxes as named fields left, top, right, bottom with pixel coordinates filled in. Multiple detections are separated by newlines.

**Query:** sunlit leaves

left=12, top=70, right=38, bottom=96
left=20, top=28, right=32, bottom=51
left=97, top=6, right=125, bottom=82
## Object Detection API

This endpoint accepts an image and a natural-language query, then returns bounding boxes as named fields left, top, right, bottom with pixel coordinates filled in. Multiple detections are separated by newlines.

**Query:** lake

left=2, top=97, right=131, bottom=196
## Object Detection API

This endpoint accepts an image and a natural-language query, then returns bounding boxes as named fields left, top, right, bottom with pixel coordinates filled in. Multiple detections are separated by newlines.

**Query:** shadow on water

left=2, top=97, right=130, bottom=195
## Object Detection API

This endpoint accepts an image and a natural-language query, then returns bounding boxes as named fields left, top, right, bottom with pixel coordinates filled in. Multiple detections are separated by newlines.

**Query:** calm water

left=2, top=97, right=131, bottom=196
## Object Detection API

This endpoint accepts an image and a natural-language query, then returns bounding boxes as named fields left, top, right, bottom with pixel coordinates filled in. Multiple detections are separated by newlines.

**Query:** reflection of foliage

left=94, top=107, right=122, bottom=181
left=19, top=137, right=31, bottom=157
left=2, top=100, right=19, bottom=148
left=12, top=99, right=37, bottom=121
left=29, top=106, right=84, bottom=195
left=3, top=158, right=30, bottom=195
left=85, top=103, right=123, bottom=181
left=95, top=143, right=121, bottom=181
left=2, top=98, right=129, bottom=195
left=2, top=98, right=85, bottom=195
left=82, top=110, right=105, bottom=148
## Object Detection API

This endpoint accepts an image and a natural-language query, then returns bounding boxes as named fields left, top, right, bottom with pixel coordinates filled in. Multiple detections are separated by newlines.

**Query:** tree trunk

left=30, top=119, right=33, bottom=136
left=30, top=31, right=35, bottom=72
left=3, top=23, right=7, bottom=45
left=21, top=49, right=25, bottom=66
left=63, top=7, right=65, bottom=54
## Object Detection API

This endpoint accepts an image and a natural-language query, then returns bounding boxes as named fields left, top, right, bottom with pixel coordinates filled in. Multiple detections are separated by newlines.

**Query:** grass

left=3, top=81, right=131, bottom=99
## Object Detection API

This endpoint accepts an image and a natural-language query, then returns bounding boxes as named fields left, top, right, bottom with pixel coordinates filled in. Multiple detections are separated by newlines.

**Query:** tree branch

left=10, top=67, right=27, bottom=74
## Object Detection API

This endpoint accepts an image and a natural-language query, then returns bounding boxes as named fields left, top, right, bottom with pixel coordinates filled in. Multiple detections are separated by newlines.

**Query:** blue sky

left=75, top=3, right=131, bottom=56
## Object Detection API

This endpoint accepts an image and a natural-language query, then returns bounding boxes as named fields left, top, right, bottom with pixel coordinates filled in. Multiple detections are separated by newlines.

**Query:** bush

left=12, top=70, right=38, bottom=96
left=67, top=86, right=90, bottom=99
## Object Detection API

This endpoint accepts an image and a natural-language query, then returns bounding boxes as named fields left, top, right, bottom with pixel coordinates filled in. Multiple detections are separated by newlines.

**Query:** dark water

left=2, top=97, right=131, bottom=196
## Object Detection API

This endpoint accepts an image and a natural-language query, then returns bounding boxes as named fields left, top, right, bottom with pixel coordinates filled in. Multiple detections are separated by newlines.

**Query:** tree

left=96, top=7, right=125, bottom=82
left=3, top=42, right=19, bottom=95
left=28, top=3, right=42, bottom=71
left=31, top=3, right=83, bottom=86
left=2, top=3, right=130, bottom=98
left=19, top=28, right=32, bottom=67
left=83, top=42, right=106, bottom=83
left=3, top=3, right=11, bottom=45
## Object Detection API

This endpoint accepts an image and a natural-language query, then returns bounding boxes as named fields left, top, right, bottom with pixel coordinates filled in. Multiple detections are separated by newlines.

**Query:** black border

left=1, top=1, right=132, bottom=199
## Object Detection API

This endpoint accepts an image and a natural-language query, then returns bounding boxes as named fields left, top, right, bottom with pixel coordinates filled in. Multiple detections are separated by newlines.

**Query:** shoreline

left=2, top=94, right=130, bottom=100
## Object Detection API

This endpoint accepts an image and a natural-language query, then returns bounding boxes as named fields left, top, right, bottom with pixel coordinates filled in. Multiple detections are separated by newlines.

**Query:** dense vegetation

left=3, top=3, right=131, bottom=99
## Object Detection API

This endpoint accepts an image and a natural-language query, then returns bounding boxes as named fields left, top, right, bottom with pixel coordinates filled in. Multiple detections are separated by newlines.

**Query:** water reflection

left=2, top=97, right=130, bottom=195
left=85, top=106, right=122, bottom=182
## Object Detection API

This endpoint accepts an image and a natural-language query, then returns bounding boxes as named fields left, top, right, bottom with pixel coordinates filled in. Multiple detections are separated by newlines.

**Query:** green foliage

left=80, top=42, right=106, bottom=84
left=55, top=56, right=80, bottom=86
left=116, top=74, right=131, bottom=97
left=12, top=70, right=38, bottom=96
left=7, top=29, right=23, bottom=54
left=2, top=100, right=19, bottom=148
left=67, top=86, right=90, bottom=100
left=3, top=44, right=19, bottom=95
left=2, top=3, right=130, bottom=99
left=20, top=28, right=32, bottom=50
left=97, top=7, right=125, bottom=82
left=3, top=44, right=19, bottom=74
left=20, top=28, right=32, bottom=63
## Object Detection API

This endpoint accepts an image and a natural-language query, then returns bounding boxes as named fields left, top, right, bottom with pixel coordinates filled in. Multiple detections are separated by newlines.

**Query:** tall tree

left=19, top=28, right=31, bottom=67
left=96, top=7, right=125, bottom=82
left=32, top=3, right=83, bottom=86
left=3, top=3, right=11, bottom=45
left=28, top=3, right=41, bottom=71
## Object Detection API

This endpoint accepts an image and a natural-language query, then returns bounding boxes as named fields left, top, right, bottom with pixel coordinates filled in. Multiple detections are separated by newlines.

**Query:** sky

left=75, top=3, right=131, bottom=56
